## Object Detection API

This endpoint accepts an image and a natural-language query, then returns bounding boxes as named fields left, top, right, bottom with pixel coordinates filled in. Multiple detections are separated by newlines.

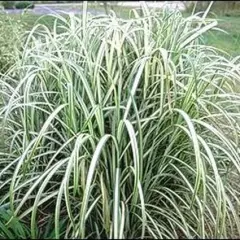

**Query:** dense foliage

left=0, top=14, right=24, bottom=73
left=0, top=2, right=240, bottom=238
left=1, top=1, right=34, bottom=10
left=1, top=1, right=15, bottom=9
left=15, top=1, right=35, bottom=10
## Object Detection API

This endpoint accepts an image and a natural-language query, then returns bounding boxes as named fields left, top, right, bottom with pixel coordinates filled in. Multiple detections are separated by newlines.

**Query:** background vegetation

left=1, top=1, right=35, bottom=9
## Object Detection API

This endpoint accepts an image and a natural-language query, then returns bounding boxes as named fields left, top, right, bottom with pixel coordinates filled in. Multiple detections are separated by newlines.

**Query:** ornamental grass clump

left=0, top=2, right=240, bottom=239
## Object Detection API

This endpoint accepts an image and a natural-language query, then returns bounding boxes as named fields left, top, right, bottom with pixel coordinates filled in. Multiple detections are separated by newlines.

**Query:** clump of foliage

left=0, top=208, right=30, bottom=238
left=0, top=2, right=240, bottom=239
left=1, top=1, right=15, bottom=9
left=0, top=14, right=25, bottom=73
left=15, top=1, right=34, bottom=10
